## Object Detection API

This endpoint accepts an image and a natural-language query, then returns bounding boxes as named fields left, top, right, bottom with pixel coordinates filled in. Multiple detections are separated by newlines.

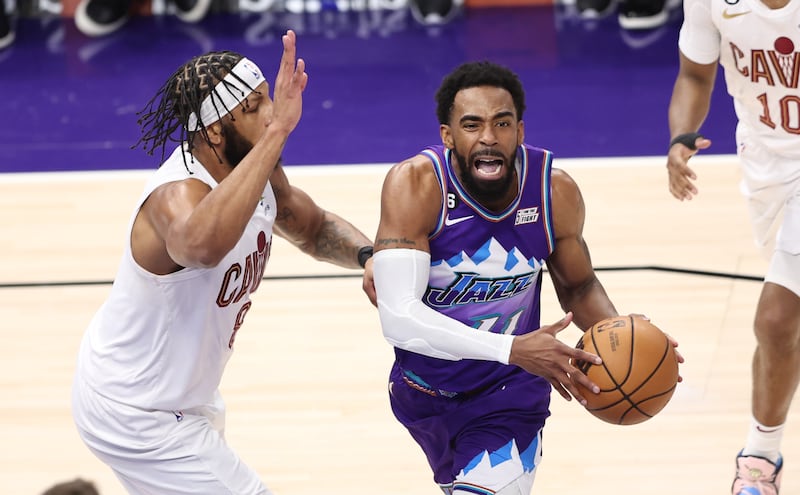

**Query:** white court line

left=0, top=154, right=739, bottom=183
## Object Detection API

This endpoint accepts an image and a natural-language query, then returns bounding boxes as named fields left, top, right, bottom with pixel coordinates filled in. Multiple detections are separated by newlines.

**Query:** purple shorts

left=388, top=364, right=551, bottom=485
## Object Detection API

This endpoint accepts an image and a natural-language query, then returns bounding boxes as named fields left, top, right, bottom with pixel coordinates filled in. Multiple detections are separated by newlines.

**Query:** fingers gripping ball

left=572, top=316, right=679, bottom=425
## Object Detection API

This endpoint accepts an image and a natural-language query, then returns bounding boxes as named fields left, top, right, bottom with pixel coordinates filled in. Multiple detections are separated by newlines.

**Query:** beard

left=453, top=146, right=518, bottom=204
left=221, top=121, right=253, bottom=167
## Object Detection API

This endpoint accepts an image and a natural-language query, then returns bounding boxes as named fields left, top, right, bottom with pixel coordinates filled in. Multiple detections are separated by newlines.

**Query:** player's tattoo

left=376, top=237, right=416, bottom=248
left=274, top=205, right=296, bottom=224
left=313, top=215, right=361, bottom=263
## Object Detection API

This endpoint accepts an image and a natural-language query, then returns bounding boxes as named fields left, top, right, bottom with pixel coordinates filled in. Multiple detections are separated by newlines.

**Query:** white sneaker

left=173, top=0, right=213, bottom=23
left=618, top=0, right=667, bottom=30
left=0, top=2, right=14, bottom=50
left=74, top=0, right=131, bottom=37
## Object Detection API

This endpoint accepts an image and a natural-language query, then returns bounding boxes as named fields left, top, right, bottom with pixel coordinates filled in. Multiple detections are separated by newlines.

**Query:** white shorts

left=737, top=126, right=800, bottom=296
left=72, top=376, right=270, bottom=495
left=443, top=432, right=541, bottom=495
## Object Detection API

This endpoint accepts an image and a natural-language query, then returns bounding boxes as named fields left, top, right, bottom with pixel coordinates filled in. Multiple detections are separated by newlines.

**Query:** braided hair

left=134, top=50, right=261, bottom=169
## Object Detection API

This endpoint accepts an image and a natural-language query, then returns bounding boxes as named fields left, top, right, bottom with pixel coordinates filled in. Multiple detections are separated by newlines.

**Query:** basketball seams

left=626, top=329, right=672, bottom=397
left=623, top=314, right=635, bottom=387
left=576, top=315, right=678, bottom=425
left=619, top=386, right=678, bottom=424
left=615, top=324, right=676, bottom=423
left=588, top=326, right=624, bottom=392
left=587, top=316, right=635, bottom=391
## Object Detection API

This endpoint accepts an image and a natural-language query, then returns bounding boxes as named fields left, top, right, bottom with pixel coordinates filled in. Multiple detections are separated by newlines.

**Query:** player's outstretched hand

left=508, top=312, right=602, bottom=405
left=666, top=134, right=711, bottom=201
left=270, top=30, right=308, bottom=135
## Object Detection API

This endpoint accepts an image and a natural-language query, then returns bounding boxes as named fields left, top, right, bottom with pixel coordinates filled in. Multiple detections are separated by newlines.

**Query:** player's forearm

left=668, top=73, right=714, bottom=138
left=301, top=211, right=372, bottom=269
left=374, top=248, right=515, bottom=363
left=180, top=127, right=291, bottom=265
left=557, top=277, right=617, bottom=332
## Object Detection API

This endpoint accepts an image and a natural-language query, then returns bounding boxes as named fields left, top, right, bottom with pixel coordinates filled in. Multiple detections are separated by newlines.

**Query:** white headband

left=186, top=57, right=265, bottom=131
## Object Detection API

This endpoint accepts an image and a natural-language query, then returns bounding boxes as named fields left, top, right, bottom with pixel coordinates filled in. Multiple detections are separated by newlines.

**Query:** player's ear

left=517, top=119, right=525, bottom=144
left=206, top=122, right=224, bottom=146
left=440, top=124, right=454, bottom=149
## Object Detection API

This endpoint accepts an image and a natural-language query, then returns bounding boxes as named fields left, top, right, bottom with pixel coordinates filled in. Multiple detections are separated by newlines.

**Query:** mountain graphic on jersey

left=425, top=236, right=545, bottom=312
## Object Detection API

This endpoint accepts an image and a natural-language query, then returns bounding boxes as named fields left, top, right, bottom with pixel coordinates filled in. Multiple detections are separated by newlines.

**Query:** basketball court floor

left=2, top=2, right=796, bottom=494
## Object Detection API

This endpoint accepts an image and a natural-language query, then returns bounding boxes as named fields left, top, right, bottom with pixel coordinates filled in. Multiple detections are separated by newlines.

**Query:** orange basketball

left=571, top=315, right=679, bottom=425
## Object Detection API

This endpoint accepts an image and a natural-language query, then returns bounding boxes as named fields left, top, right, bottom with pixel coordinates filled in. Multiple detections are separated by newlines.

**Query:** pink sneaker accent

left=731, top=452, right=783, bottom=495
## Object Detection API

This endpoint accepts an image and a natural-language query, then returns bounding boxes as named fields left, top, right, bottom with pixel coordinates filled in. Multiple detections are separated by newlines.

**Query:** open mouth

left=474, top=157, right=504, bottom=177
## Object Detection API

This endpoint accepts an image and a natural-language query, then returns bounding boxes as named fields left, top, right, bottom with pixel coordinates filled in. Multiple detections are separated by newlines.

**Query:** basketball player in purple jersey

left=71, top=31, right=375, bottom=494
left=666, top=1, right=800, bottom=493
left=370, top=61, right=647, bottom=494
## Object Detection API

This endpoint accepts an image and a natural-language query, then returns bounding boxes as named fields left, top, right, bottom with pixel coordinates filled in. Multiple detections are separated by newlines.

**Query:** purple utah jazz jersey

left=395, top=144, right=555, bottom=397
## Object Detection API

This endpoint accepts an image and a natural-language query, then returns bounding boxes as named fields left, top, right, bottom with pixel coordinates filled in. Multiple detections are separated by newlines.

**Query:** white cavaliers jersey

left=678, top=0, right=800, bottom=159
left=76, top=145, right=276, bottom=411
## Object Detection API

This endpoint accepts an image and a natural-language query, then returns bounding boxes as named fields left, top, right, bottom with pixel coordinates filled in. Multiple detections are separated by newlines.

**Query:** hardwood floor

left=3, top=155, right=795, bottom=495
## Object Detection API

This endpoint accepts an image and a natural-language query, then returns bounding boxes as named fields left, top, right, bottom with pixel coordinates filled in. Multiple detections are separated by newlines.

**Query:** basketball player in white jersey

left=71, top=30, right=375, bottom=494
left=665, top=1, right=800, bottom=493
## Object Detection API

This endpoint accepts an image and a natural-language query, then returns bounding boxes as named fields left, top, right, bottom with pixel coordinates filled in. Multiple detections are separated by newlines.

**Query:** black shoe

left=409, top=0, right=462, bottom=25
left=75, top=0, right=131, bottom=37
left=0, top=1, right=14, bottom=50
left=172, top=0, right=212, bottom=23
left=619, top=0, right=667, bottom=29
left=577, top=0, right=615, bottom=18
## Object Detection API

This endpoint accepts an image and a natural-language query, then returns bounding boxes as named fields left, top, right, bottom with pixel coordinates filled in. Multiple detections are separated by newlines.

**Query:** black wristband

left=357, top=246, right=374, bottom=268
left=669, top=132, right=704, bottom=150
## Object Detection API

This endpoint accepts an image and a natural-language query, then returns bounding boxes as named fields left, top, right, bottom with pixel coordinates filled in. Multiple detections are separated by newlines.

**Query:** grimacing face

left=440, top=86, right=524, bottom=208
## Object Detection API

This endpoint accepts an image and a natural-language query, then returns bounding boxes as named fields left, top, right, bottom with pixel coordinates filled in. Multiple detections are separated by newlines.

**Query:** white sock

left=743, top=416, right=784, bottom=464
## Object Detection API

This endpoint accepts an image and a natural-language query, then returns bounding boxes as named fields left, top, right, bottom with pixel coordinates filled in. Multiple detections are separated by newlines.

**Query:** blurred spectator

left=577, top=0, right=673, bottom=29
left=74, top=0, right=212, bottom=37
left=409, top=0, right=463, bottom=25
left=0, top=0, right=13, bottom=49
left=41, top=478, right=99, bottom=495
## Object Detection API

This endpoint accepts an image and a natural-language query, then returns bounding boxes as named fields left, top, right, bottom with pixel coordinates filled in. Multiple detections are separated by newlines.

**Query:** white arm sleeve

left=373, top=248, right=514, bottom=364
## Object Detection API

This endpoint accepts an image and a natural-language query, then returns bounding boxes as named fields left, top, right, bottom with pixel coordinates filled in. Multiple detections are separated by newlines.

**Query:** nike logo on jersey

left=722, top=8, right=750, bottom=19
left=444, top=214, right=474, bottom=226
